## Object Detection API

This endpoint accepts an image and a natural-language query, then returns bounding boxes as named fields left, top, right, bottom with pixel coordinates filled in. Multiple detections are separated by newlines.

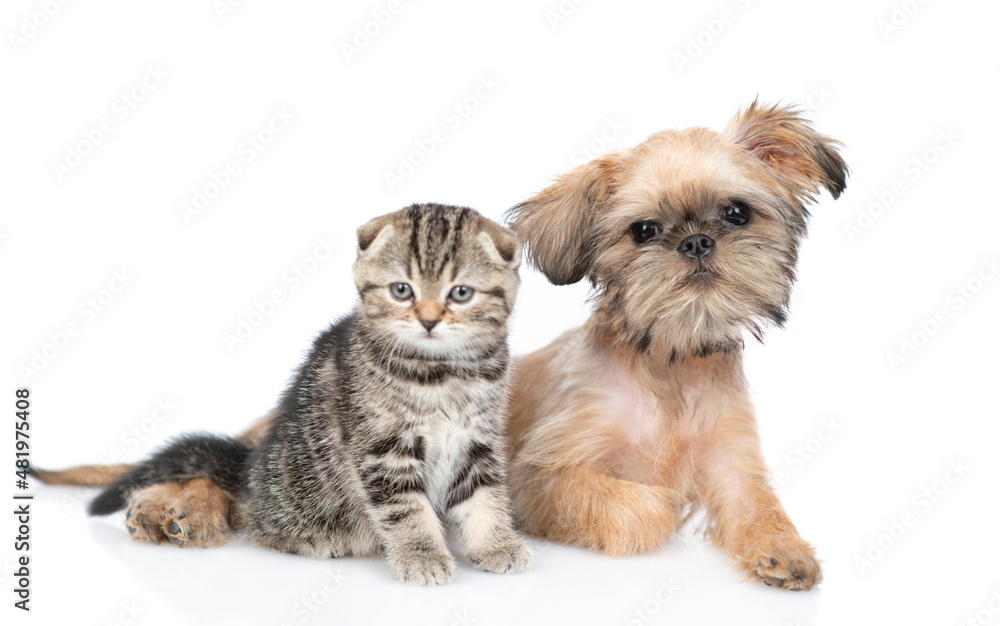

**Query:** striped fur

left=90, top=203, right=529, bottom=584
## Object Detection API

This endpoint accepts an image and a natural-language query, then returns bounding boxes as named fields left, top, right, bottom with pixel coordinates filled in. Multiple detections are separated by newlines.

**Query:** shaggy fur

left=505, top=101, right=847, bottom=590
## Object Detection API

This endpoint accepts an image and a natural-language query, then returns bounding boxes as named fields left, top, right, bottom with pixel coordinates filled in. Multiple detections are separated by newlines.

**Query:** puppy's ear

left=505, top=154, right=621, bottom=285
left=725, top=100, right=848, bottom=199
left=476, top=220, right=521, bottom=269
left=356, top=214, right=396, bottom=256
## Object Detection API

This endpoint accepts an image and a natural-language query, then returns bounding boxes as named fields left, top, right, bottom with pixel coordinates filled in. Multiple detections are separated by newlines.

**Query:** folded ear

left=505, top=154, right=621, bottom=285
left=725, top=101, right=848, bottom=200
left=475, top=219, right=521, bottom=269
left=355, top=214, right=396, bottom=256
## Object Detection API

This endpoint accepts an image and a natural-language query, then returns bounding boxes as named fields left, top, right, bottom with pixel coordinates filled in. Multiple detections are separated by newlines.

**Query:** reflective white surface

left=3, top=1, right=998, bottom=624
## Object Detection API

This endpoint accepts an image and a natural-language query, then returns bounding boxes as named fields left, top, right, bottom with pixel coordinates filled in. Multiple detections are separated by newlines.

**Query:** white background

left=2, top=1, right=999, bottom=625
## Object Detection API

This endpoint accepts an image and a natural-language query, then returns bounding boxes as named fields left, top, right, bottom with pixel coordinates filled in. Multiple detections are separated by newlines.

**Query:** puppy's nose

left=420, top=318, right=439, bottom=333
left=678, top=234, right=715, bottom=260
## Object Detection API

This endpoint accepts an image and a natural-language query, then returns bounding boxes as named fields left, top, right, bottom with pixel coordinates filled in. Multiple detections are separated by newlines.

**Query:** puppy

left=504, top=101, right=847, bottom=590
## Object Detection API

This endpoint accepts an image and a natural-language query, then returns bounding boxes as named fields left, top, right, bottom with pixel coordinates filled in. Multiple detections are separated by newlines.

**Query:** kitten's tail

left=88, top=434, right=250, bottom=516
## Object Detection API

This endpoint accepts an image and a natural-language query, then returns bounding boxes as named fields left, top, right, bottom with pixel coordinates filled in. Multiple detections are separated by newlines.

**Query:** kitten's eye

left=389, top=283, right=413, bottom=301
left=448, top=285, right=474, bottom=303
left=630, top=221, right=661, bottom=244
left=722, top=201, right=753, bottom=227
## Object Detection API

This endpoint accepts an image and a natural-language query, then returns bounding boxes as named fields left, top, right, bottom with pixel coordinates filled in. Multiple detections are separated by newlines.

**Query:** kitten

left=90, top=203, right=531, bottom=584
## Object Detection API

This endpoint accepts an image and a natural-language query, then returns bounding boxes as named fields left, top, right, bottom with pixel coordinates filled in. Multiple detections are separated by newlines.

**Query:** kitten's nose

left=678, top=234, right=715, bottom=260
left=420, top=318, right=439, bottom=333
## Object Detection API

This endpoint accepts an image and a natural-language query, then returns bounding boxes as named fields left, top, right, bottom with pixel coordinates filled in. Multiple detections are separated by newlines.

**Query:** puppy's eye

left=448, top=285, right=474, bottom=303
left=630, top=221, right=661, bottom=244
left=722, top=201, right=753, bottom=227
left=389, top=283, right=413, bottom=301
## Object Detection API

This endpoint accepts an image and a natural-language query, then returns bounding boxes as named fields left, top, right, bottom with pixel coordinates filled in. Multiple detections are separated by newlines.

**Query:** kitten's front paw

left=741, top=534, right=822, bottom=591
left=469, top=538, right=532, bottom=574
left=391, top=551, right=456, bottom=585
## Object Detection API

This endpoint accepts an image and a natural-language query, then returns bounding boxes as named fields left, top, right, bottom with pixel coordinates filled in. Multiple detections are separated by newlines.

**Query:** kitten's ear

left=476, top=221, right=521, bottom=269
left=356, top=215, right=396, bottom=256
left=725, top=100, right=848, bottom=199
left=505, top=153, right=621, bottom=285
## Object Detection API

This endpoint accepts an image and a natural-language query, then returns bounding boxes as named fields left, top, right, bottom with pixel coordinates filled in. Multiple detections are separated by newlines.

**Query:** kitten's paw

left=125, top=479, right=233, bottom=548
left=391, top=551, right=457, bottom=585
left=469, top=538, right=532, bottom=574
left=740, top=534, right=822, bottom=591
left=125, top=490, right=169, bottom=544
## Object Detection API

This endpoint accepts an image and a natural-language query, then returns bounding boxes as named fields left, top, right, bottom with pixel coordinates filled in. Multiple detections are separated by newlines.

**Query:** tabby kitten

left=91, top=203, right=531, bottom=584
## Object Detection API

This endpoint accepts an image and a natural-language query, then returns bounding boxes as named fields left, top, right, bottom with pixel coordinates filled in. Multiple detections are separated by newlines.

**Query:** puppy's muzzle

left=678, top=234, right=715, bottom=260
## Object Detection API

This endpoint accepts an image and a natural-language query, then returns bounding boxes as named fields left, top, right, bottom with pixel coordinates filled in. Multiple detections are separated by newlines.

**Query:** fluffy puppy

left=504, top=101, right=847, bottom=590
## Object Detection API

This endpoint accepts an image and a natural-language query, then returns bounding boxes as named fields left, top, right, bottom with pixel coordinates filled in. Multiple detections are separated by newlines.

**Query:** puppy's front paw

left=742, top=534, right=822, bottom=591
left=391, top=551, right=456, bottom=585
left=469, top=538, right=532, bottom=574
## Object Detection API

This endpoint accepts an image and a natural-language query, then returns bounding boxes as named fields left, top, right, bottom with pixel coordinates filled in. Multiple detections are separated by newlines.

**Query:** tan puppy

left=505, top=101, right=847, bottom=590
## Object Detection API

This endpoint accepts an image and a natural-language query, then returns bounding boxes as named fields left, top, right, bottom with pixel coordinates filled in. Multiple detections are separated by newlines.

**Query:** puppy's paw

left=741, top=534, right=822, bottom=591
left=469, top=537, right=532, bottom=574
left=124, top=479, right=233, bottom=548
left=582, top=480, right=677, bottom=557
left=391, top=550, right=457, bottom=585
